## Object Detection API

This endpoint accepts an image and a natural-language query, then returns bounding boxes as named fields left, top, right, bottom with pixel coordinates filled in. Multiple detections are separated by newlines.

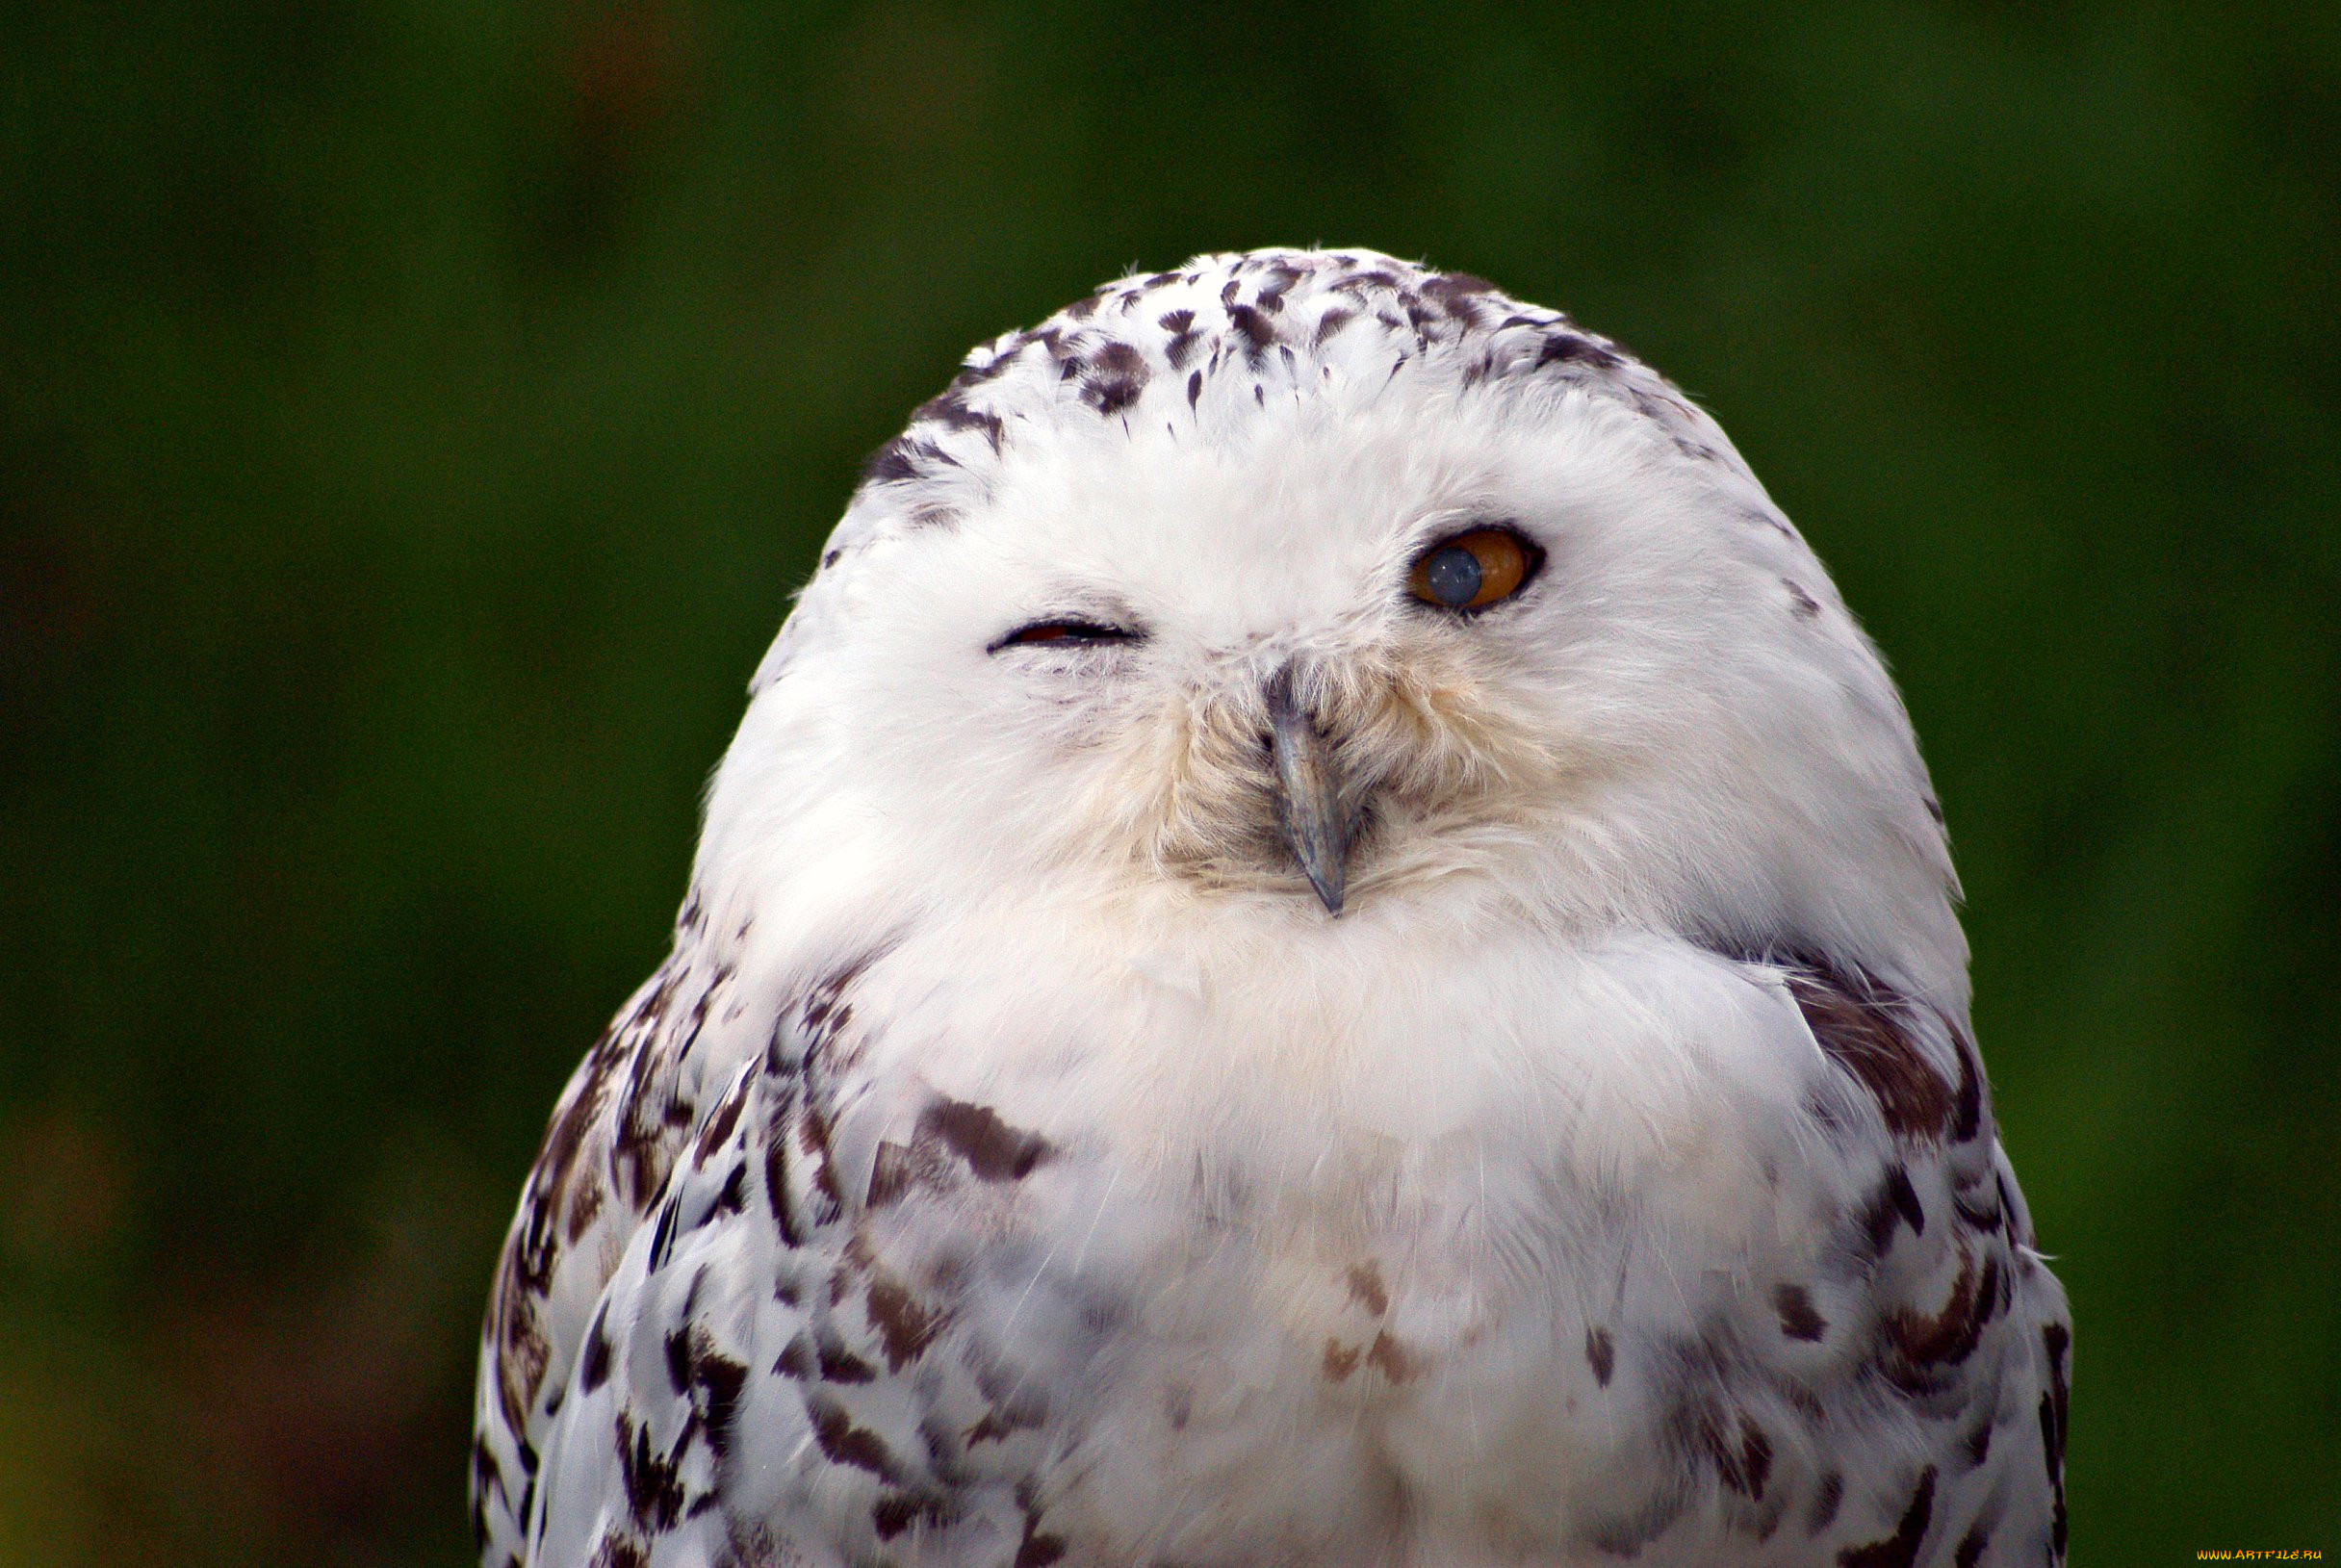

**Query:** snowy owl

left=474, top=249, right=2070, bottom=1568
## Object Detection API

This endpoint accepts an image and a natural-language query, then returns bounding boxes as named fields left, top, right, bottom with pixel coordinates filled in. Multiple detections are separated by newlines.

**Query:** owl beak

left=1264, top=667, right=1351, bottom=915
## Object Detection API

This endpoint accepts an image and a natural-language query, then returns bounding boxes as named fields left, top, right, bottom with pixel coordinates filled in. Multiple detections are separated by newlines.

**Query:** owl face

left=711, top=252, right=1962, bottom=994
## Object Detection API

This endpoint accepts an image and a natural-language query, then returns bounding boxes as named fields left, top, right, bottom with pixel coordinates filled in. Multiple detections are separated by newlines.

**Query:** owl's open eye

left=1407, top=526, right=1543, bottom=612
left=990, top=618, right=1144, bottom=653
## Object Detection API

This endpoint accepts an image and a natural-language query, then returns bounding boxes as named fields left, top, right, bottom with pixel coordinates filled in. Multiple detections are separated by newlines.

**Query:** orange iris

left=1409, top=527, right=1535, bottom=610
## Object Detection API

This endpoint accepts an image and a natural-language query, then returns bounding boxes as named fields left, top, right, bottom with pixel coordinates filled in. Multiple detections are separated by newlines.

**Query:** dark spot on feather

left=1187, top=370, right=1202, bottom=407
left=1365, top=1329, right=1419, bottom=1382
left=1014, top=1488, right=1068, bottom=1567
left=873, top=1490, right=951, bottom=1541
left=1323, top=1339, right=1360, bottom=1382
left=965, top=1400, right=1042, bottom=1445
left=1810, top=1470, right=1844, bottom=1533
left=796, top=1099, right=845, bottom=1220
left=1775, top=1283, right=1828, bottom=1341
left=1346, top=1261, right=1390, bottom=1317
left=1784, top=960, right=1957, bottom=1141
left=1419, top=274, right=1493, bottom=330
left=1533, top=331, right=1620, bottom=372
left=579, top=1302, right=613, bottom=1394
left=808, top=1394, right=896, bottom=1478
left=1226, top=303, right=1277, bottom=359
left=1954, top=1522, right=1991, bottom=1568
left=1089, top=374, right=1144, bottom=416
left=871, top=1494, right=915, bottom=1540
left=676, top=1331, right=747, bottom=1457
left=496, top=1295, right=552, bottom=1437
left=815, top=1328, right=877, bottom=1383
left=866, top=1276, right=943, bottom=1371
left=913, top=389, right=1006, bottom=451
left=775, top=1331, right=816, bottom=1380
left=1158, top=308, right=1194, bottom=333
left=1695, top=1405, right=1774, bottom=1500
left=866, top=1140, right=920, bottom=1208
left=708, top=1160, right=747, bottom=1219
left=915, top=1411, right=964, bottom=1474
left=1945, top=1021, right=1985, bottom=1143
left=1964, top=1414, right=1994, bottom=1466
left=1313, top=308, right=1354, bottom=345
left=1883, top=1250, right=1997, bottom=1392
left=799, top=956, right=876, bottom=1044
left=1861, top=1165, right=1928, bottom=1256
left=1083, top=340, right=1148, bottom=416
left=862, top=435, right=924, bottom=486
left=692, top=1079, right=749, bottom=1165
left=470, top=1440, right=506, bottom=1547
left=1585, top=1326, right=1615, bottom=1387
left=644, top=1195, right=679, bottom=1272
left=2040, top=1323, right=2071, bottom=1532
left=590, top=1535, right=649, bottom=1568
left=763, top=1088, right=803, bottom=1247
left=1786, top=579, right=1821, bottom=618
left=562, top=1175, right=605, bottom=1247
left=946, top=347, right=1014, bottom=393
left=1425, top=270, right=1495, bottom=298
left=1163, top=1383, right=1193, bottom=1430
left=1838, top=1467, right=1937, bottom=1568
left=616, top=1410, right=687, bottom=1529
left=1951, top=1182, right=2001, bottom=1235
left=918, top=1096, right=1054, bottom=1181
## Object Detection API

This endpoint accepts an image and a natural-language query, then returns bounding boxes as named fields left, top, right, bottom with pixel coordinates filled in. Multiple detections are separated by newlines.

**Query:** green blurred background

left=2, top=1, right=2334, bottom=1562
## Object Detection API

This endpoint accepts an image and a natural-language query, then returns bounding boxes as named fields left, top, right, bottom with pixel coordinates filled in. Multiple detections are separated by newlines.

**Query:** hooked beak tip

left=1307, top=871, right=1346, bottom=917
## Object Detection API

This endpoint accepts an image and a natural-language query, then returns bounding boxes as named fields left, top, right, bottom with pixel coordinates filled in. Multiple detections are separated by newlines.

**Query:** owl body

left=476, top=251, right=2069, bottom=1567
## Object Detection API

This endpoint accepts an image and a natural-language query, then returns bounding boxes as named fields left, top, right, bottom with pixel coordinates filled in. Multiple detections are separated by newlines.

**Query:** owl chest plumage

left=806, top=930, right=1934, bottom=1563
left=481, top=914, right=2065, bottom=1568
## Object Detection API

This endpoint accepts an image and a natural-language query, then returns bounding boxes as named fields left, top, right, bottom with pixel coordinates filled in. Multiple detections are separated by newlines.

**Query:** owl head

left=701, top=250, right=1965, bottom=1006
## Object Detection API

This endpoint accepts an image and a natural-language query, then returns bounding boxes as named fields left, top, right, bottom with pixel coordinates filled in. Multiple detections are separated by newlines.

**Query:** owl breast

left=823, top=918, right=1867, bottom=1564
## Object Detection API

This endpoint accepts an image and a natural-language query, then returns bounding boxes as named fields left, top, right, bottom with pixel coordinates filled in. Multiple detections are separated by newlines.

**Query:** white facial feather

left=708, top=249, right=1962, bottom=1015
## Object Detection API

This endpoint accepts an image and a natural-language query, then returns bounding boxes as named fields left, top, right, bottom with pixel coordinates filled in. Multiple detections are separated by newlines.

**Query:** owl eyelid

left=989, top=618, right=1147, bottom=654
